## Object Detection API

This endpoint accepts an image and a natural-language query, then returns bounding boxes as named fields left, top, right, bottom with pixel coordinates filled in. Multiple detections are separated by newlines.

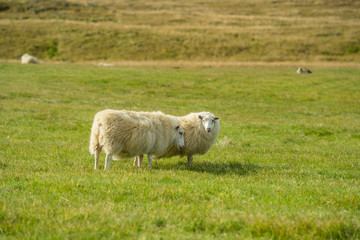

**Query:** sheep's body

left=21, top=53, right=39, bottom=64
left=89, top=109, right=184, bottom=170
left=132, top=111, right=185, bottom=168
left=138, top=111, right=182, bottom=156
left=155, top=112, right=220, bottom=164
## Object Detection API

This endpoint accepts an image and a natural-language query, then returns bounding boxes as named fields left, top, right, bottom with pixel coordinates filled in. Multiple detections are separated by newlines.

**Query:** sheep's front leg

left=133, top=155, right=143, bottom=167
left=94, top=147, right=102, bottom=169
left=133, top=156, right=139, bottom=167
left=187, top=155, right=193, bottom=165
left=148, top=154, right=153, bottom=168
left=104, top=153, right=113, bottom=170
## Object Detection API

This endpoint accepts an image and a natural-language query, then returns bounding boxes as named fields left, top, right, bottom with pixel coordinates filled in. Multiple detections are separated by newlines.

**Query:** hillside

left=0, top=0, right=359, bottom=62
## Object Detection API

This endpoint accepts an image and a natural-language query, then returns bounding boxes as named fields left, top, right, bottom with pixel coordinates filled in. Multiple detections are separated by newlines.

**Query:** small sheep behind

left=155, top=112, right=220, bottom=165
left=21, top=53, right=39, bottom=64
left=297, top=67, right=312, bottom=74
left=89, top=109, right=185, bottom=170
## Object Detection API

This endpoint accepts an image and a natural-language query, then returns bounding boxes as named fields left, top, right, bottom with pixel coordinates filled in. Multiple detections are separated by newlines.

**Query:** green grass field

left=0, top=63, right=359, bottom=239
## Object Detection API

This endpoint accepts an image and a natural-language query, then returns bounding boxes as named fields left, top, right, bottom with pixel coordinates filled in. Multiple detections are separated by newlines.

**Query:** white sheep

left=21, top=53, right=39, bottom=64
left=98, top=62, right=114, bottom=67
left=154, top=112, right=220, bottom=165
left=89, top=109, right=185, bottom=170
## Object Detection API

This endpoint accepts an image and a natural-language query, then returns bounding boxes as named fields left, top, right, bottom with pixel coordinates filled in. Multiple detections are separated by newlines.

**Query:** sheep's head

left=198, top=114, right=219, bottom=132
left=175, top=125, right=185, bottom=149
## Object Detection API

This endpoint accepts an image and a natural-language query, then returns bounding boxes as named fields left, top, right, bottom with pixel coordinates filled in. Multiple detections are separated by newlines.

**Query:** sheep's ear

left=198, top=115, right=203, bottom=120
left=214, top=117, right=219, bottom=120
left=175, top=126, right=180, bottom=130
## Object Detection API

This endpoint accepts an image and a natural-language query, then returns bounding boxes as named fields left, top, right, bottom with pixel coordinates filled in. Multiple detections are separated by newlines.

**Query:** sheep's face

left=175, top=125, right=185, bottom=149
left=199, top=115, right=219, bottom=132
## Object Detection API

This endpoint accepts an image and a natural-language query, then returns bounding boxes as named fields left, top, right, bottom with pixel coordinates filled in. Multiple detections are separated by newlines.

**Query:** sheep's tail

left=89, top=120, right=102, bottom=155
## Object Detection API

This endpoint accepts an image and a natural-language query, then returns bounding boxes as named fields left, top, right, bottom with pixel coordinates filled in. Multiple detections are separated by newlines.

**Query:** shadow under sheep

left=155, top=160, right=262, bottom=176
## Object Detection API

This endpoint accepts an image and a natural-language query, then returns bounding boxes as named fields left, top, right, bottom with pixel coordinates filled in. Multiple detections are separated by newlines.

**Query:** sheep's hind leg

left=94, top=146, right=102, bottom=170
left=148, top=154, right=153, bottom=168
left=104, top=153, right=113, bottom=170
left=187, top=155, right=193, bottom=165
left=138, top=155, right=143, bottom=167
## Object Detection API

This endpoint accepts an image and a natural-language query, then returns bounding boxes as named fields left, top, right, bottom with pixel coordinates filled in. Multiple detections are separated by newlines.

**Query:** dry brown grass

left=0, top=0, right=359, bottom=62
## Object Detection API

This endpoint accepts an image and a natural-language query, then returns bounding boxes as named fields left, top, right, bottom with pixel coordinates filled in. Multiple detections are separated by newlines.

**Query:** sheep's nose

left=180, top=145, right=185, bottom=150
left=206, top=128, right=211, bottom=132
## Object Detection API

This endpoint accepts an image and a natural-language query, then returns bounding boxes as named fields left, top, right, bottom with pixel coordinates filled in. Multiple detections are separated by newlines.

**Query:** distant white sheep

left=155, top=112, right=220, bottom=165
left=98, top=62, right=114, bottom=67
left=297, top=67, right=312, bottom=74
left=21, top=53, right=39, bottom=64
left=89, top=109, right=185, bottom=170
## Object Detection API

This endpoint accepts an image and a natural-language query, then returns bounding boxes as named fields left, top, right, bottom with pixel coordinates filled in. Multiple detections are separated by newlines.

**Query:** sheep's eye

left=212, top=120, right=215, bottom=123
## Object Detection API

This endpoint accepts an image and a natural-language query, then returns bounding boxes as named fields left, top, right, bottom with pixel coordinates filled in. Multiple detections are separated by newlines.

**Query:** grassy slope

left=0, top=63, right=359, bottom=239
left=0, top=0, right=359, bottom=62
